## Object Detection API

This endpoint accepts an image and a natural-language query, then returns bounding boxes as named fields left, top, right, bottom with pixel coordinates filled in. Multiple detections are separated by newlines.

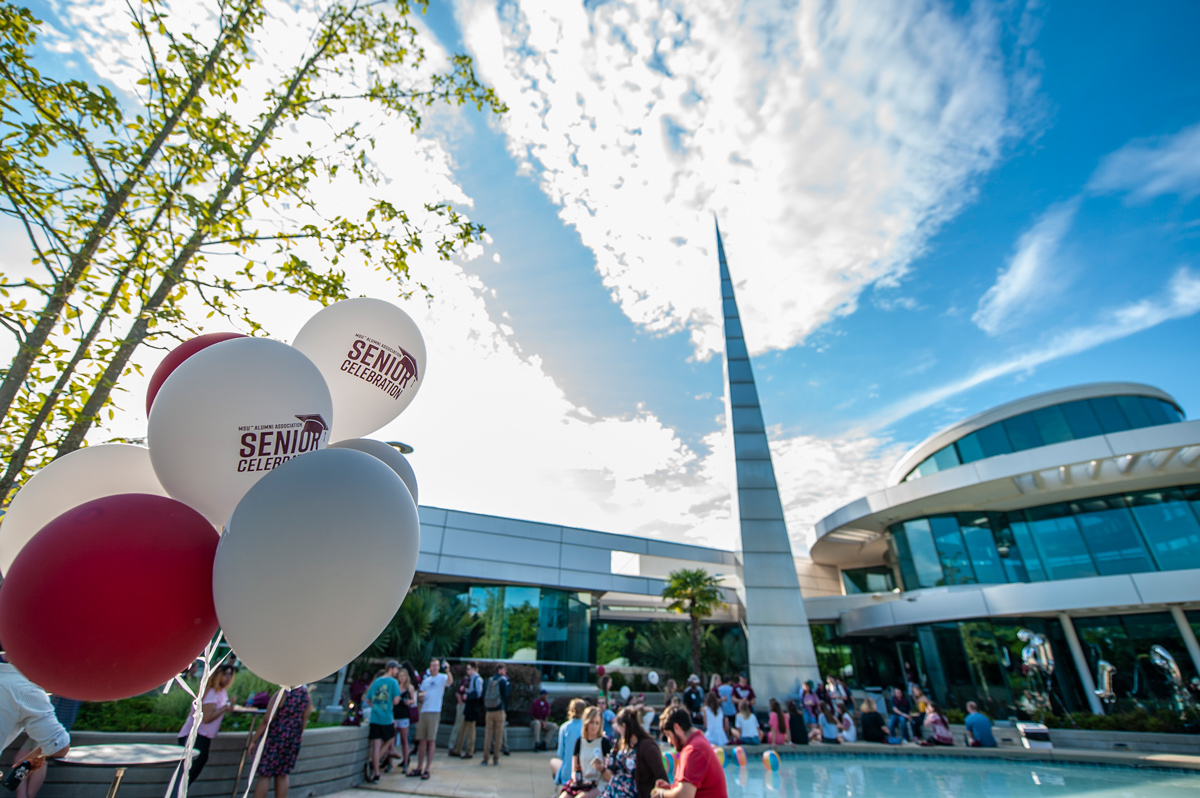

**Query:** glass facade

left=433, top=583, right=595, bottom=682
left=902, top=394, right=1184, bottom=482
left=1073, top=613, right=1198, bottom=710
left=889, top=484, right=1200, bottom=589
left=823, top=612, right=1195, bottom=718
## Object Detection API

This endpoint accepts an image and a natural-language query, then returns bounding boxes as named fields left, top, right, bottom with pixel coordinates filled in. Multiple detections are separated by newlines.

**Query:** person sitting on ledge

left=918, top=702, right=953, bottom=747
left=858, top=698, right=887, bottom=744
left=964, top=701, right=997, bottom=748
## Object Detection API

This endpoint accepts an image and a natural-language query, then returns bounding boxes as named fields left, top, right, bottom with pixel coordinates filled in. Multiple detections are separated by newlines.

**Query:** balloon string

left=240, top=684, right=288, bottom=798
left=165, top=632, right=227, bottom=798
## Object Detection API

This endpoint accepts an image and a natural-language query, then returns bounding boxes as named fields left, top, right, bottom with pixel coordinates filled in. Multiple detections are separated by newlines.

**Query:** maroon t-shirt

left=674, top=729, right=728, bottom=797
left=731, top=684, right=755, bottom=705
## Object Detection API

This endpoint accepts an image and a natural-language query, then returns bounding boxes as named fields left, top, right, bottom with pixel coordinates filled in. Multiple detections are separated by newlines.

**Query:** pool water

left=724, top=755, right=1200, bottom=797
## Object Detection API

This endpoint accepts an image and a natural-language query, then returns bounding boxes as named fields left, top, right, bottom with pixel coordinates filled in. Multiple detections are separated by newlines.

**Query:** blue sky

left=26, top=0, right=1200, bottom=553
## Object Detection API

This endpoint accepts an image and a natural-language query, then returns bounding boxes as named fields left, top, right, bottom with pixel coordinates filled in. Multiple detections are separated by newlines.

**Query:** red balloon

left=146, top=332, right=245, bottom=415
left=597, top=665, right=606, bottom=677
left=0, top=494, right=219, bottom=700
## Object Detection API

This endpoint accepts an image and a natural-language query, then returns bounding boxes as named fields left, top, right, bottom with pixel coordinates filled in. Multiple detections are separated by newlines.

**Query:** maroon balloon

left=146, top=332, right=245, bottom=415
left=0, top=494, right=219, bottom=701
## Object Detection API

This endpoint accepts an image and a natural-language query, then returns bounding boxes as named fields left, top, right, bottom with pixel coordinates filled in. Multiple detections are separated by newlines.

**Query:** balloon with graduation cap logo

left=291, top=298, right=426, bottom=441
left=148, top=337, right=333, bottom=527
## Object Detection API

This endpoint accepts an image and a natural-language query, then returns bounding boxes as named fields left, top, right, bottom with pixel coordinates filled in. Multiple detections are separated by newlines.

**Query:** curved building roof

left=886, top=382, right=1181, bottom=486
left=809, top=393, right=1200, bottom=567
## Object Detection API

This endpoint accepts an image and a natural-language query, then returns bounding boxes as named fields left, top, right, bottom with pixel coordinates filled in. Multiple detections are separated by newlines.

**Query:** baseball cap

left=385, top=659, right=401, bottom=669
left=539, top=688, right=548, bottom=694
left=687, top=674, right=700, bottom=683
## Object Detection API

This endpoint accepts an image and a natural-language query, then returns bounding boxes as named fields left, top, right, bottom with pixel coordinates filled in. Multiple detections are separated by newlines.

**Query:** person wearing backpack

left=453, top=663, right=485, bottom=759
left=481, top=664, right=510, bottom=766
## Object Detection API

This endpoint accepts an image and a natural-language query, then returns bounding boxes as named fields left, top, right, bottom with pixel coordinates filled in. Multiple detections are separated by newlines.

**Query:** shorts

left=414, top=711, right=440, bottom=741
left=393, top=718, right=410, bottom=730
left=368, top=722, right=395, bottom=741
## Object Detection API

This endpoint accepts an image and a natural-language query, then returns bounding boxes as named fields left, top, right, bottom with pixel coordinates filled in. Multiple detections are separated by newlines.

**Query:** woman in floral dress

left=600, top=707, right=667, bottom=798
left=251, top=686, right=312, bottom=798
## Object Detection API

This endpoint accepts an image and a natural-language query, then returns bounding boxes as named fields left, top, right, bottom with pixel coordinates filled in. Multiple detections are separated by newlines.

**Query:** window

left=975, top=423, right=1013, bottom=458
left=1071, top=496, right=1154, bottom=575
left=930, top=516, right=975, bottom=585
left=955, top=432, right=985, bottom=464
left=1021, top=505, right=1097, bottom=580
left=841, top=566, right=897, bottom=594
left=1003, top=413, right=1043, bottom=452
left=958, top=513, right=1007, bottom=584
left=1116, top=396, right=1153, bottom=429
left=1002, top=514, right=1047, bottom=582
left=932, top=445, right=961, bottom=472
left=1089, top=397, right=1131, bottom=433
left=1031, top=405, right=1073, bottom=445
left=1130, top=489, right=1200, bottom=571
left=894, top=519, right=944, bottom=589
left=1059, top=399, right=1103, bottom=439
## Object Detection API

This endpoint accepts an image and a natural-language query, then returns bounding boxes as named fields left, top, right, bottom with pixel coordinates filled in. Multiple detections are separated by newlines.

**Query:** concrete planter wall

left=2, top=727, right=368, bottom=798
left=948, top=723, right=1200, bottom=755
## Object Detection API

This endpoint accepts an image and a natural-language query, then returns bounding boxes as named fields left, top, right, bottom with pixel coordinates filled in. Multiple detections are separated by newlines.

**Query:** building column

left=716, top=220, right=820, bottom=699
left=1057, top=613, right=1104, bottom=715
left=1169, top=605, right=1200, bottom=677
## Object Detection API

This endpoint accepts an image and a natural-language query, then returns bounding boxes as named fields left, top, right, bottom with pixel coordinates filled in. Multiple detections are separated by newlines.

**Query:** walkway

left=359, top=751, right=556, bottom=798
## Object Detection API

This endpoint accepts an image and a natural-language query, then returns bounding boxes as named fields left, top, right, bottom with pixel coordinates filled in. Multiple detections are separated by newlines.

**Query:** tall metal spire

left=716, top=218, right=820, bottom=697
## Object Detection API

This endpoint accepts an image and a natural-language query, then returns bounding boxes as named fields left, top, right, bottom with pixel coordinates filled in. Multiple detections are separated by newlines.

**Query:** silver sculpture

left=1149, top=644, right=1196, bottom=718
left=1017, top=629, right=1057, bottom=719
left=1093, top=660, right=1117, bottom=705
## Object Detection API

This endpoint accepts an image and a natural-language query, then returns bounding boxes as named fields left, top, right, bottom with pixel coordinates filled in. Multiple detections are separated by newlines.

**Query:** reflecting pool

left=725, top=755, right=1200, bottom=797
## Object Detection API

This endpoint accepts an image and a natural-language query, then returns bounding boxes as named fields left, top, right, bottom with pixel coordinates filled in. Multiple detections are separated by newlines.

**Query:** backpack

left=484, top=675, right=505, bottom=710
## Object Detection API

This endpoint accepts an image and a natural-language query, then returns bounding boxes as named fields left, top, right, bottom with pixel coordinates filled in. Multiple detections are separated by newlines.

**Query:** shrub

left=74, top=668, right=291, bottom=733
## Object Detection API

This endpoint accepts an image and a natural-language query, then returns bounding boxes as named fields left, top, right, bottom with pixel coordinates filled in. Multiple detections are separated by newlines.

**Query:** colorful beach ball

left=714, top=747, right=726, bottom=767
left=763, top=750, right=780, bottom=772
left=734, top=746, right=747, bottom=767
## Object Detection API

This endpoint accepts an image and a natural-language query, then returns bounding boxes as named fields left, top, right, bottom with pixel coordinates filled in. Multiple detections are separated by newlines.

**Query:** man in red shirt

left=651, top=707, right=727, bottom=798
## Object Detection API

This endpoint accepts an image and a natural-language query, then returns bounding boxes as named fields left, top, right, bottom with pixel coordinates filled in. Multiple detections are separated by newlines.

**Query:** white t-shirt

left=840, top=712, right=857, bottom=742
left=419, top=672, right=450, bottom=714
left=735, top=712, right=761, bottom=740
left=0, top=664, right=70, bottom=755
left=702, top=706, right=728, bottom=746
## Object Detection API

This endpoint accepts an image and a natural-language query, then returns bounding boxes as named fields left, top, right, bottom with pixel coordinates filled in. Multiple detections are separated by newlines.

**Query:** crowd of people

left=1, top=639, right=1003, bottom=798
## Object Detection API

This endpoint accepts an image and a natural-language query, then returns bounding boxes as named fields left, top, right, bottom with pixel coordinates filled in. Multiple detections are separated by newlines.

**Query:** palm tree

left=662, top=568, right=725, bottom=680
left=371, top=585, right=476, bottom=664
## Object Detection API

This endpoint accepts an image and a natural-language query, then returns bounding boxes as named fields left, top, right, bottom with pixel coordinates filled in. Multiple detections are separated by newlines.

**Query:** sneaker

left=480, top=760, right=489, bottom=766
left=502, top=748, right=510, bottom=756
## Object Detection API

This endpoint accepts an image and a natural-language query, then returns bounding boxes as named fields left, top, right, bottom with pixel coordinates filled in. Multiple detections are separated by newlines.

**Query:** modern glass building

left=807, top=382, right=1200, bottom=719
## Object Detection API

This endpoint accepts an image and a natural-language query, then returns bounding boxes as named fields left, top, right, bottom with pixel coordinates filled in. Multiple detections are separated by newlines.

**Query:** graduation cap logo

left=395, top=347, right=419, bottom=390
left=295, top=413, right=329, bottom=442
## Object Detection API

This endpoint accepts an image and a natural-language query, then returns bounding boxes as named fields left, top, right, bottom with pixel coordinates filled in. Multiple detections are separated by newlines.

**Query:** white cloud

left=972, top=197, right=1079, bottom=335
left=862, top=267, right=1200, bottom=432
left=1089, top=122, right=1200, bottom=203
left=772, top=432, right=906, bottom=554
left=454, top=0, right=1042, bottom=358
left=30, top=0, right=751, bottom=548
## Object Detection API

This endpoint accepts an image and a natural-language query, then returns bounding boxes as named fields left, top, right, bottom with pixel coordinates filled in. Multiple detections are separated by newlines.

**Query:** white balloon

left=291, top=298, right=426, bottom=440
left=213, top=448, right=419, bottom=686
left=620, top=685, right=631, bottom=701
left=647, top=671, right=660, bottom=686
left=0, top=445, right=168, bottom=575
left=328, top=438, right=418, bottom=504
left=148, top=338, right=333, bottom=526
